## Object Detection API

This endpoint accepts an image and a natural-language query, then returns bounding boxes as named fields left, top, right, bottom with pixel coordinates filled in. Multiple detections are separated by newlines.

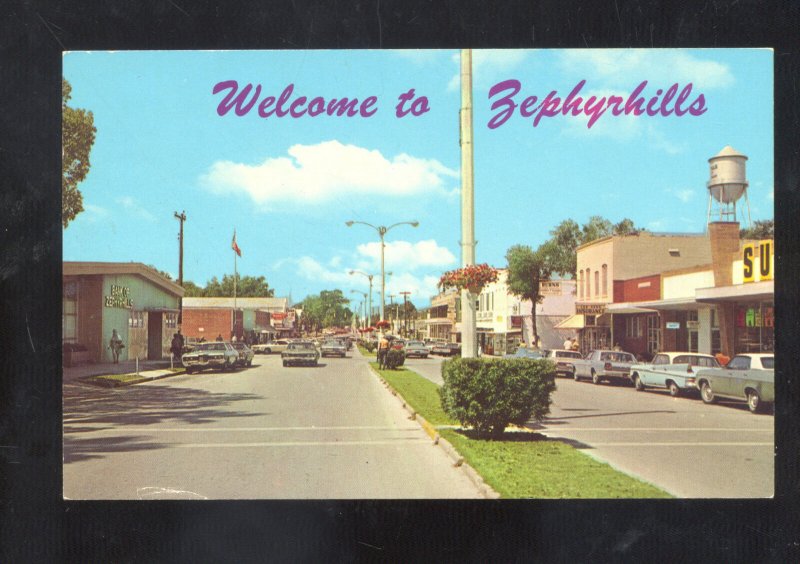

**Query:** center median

left=369, top=361, right=672, bottom=499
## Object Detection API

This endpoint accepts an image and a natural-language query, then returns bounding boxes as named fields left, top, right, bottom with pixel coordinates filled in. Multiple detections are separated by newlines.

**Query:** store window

left=626, top=316, right=643, bottom=338
left=602, top=264, right=608, bottom=297
left=594, top=270, right=599, bottom=297
left=711, top=308, right=721, bottom=355
left=129, top=310, right=144, bottom=328
left=687, top=310, right=699, bottom=353
left=578, top=271, right=583, bottom=299
left=63, top=280, right=78, bottom=343
left=165, top=312, right=178, bottom=328
left=735, top=302, right=774, bottom=353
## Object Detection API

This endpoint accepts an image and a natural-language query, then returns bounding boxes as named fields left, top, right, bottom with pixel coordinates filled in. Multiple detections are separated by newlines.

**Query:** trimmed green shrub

left=439, top=358, right=556, bottom=439
left=384, top=349, right=406, bottom=369
left=364, top=342, right=377, bottom=353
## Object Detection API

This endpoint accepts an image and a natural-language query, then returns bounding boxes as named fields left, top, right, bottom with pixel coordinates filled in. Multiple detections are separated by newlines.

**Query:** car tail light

left=604, top=362, right=612, bottom=370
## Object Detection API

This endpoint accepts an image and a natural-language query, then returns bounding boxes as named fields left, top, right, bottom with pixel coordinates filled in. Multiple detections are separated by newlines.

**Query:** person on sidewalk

left=377, top=333, right=390, bottom=369
left=170, top=331, right=184, bottom=362
left=216, top=333, right=223, bottom=342
left=109, top=329, right=124, bottom=364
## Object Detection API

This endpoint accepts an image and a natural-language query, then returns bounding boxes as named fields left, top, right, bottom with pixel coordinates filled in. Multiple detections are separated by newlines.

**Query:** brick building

left=181, top=296, right=290, bottom=342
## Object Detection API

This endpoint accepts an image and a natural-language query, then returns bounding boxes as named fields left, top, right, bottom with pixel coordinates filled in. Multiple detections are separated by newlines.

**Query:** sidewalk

left=63, top=358, right=182, bottom=384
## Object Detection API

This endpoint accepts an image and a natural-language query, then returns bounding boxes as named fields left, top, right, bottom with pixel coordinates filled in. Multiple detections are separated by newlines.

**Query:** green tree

left=297, top=289, right=353, bottom=331
left=202, top=274, right=275, bottom=297
left=740, top=219, right=774, bottom=239
left=62, top=79, right=97, bottom=228
left=505, top=243, right=556, bottom=344
left=182, top=280, right=205, bottom=297
left=548, top=216, right=643, bottom=278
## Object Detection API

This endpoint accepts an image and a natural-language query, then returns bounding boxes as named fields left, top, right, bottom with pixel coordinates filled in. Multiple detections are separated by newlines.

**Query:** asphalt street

left=407, top=354, right=774, bottom=498
left=63, top=352, right=482, bottom=500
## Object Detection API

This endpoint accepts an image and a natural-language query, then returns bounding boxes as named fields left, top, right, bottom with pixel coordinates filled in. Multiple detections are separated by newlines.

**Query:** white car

left=251, top=339, right=291, bottom=354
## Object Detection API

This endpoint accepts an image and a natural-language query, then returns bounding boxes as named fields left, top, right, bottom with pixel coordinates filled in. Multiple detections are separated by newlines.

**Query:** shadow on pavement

left=545, top=409, right=676, bottom=421
left=64, top=384, right=265, bottom=463
left=449, top=428, right=595, bottom=450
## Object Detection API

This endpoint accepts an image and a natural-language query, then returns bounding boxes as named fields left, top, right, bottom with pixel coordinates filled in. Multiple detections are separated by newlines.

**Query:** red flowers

left=375, top=320, right=390, bottom=328
left=438, top=264, right=499, bottom=293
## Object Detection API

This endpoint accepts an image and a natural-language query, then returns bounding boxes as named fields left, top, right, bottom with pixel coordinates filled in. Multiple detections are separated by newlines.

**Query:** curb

left=368, top=364, right=501, bottom=500
left=80, top=369, right=186, bottom=388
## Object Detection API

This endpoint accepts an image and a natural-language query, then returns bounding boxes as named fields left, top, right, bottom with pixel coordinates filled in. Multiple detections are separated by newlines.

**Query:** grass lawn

left=370, top=363, right=457, bottom=426
left=370, top=362, right=672, bottom=499
left=86, top=373, right=147, bottom=386
left=357, top=344, right=377, bottom=357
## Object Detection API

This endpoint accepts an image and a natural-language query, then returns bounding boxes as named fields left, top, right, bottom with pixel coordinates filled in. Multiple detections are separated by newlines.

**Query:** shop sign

left=666, top=322, right=680, bottom=330
left=105, top=285, right=133, bottom=308
left=576, top=303, right=606, bottom=315
left=743, top=240, right=773, bottom=283
left=539, top=281, right=562, bottom=296
left=686, top=320, right=699, bottom=330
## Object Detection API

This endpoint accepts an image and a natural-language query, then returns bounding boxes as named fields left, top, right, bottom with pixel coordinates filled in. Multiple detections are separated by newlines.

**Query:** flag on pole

left=232, top=230, right=242, bottom=257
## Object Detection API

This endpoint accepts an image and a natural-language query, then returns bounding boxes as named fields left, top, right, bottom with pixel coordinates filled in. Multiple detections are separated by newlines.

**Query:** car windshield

left=556, top=351, right=582, bottom=359
left=197, top=343, right=226, bottom=352
left=323, top=341, right=340, bottom=346
left=289, top=343, right=314, bottom=350
left=408, top=341, right=425, bottom=347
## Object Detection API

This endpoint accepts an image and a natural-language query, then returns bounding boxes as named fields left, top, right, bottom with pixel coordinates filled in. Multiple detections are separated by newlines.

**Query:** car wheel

left=247, top=359, right=252, bottom=367
left=573, top=368, right=580, bottom=381
left=668, top=381, right=681, bottom=397
left=700, top=381, right=716, bottom=404
left=185, top=367, right=193, bottom=374
left=264, top=348, right=271, bottom=354
left=634, top=374, right=645, bottom=391
left=282, top=360, right=288, bottom=367
left=747, top=390, right=762, bottom=413
left=591, top=370, right=601, bottom=385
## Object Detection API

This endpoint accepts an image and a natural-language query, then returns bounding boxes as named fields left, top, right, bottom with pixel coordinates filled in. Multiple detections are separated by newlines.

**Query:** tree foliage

left=740, top=219, right=774, bottom=240
left=297, top=289, right=353, bottom=332
left=505, top=243, right=555, bottom=342
left=62, top=79, right=97, bottom=228
left=548, top=216, right=643, bottom=278
left=182, top=274, right=275, bottom=297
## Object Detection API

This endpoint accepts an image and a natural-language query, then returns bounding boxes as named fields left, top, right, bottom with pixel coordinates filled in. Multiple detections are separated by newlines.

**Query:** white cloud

left=666, top=188, right=696, bottom=203
left=117, top=196, right=156, bottom=222
left=559, top=88, right=643, bottom=140
left=201, top=140, right=458, bottom=208
left=448, top=49, right=528, bottom=91
left=559, top=49, right=734, bottom=90
left=355, top=239, right=457, bottom=271
left=81, top=204, right=109, bottom=223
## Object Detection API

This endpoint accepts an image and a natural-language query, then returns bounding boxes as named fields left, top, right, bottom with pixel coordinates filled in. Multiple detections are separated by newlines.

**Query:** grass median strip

left=370, top=362, right=672, bottom=499
left=357, top=344, right=377, bottom=357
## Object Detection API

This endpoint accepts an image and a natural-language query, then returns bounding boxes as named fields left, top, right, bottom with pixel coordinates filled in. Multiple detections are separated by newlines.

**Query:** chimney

left=708, top=221, right=740, bottom=356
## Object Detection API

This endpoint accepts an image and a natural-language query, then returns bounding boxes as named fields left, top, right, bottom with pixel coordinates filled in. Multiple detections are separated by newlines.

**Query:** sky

left=63, top=49, right=773, bottom=308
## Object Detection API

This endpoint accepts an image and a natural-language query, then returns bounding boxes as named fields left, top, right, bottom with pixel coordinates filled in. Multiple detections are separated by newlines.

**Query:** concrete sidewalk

left=64, top=358, right=182, bottom=384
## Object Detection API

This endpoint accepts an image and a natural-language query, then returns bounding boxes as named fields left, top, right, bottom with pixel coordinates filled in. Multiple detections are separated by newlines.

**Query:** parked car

left=182, top=342, right=239, bottom=373
left=281, top=341, right=320, bottom=367
left=431, top=342, right=461, bottom=356
left=631, top=352, right=720, bottom=396
left=231, top=342, right=255, bottom=367
left=504, top=347, right=545, bottom=359
left=542, top=349, right=584, bottom=377
left=390, top=338, right=406, bottom=351
left=320, top=339, right=347, bottom=358
left=404, top=341, right=430, bottom=358
left=695, top=353, right=775, bottom=413
left=251, top=339, right=291, bottom=354
left=572, top=350, right=638, bottom=385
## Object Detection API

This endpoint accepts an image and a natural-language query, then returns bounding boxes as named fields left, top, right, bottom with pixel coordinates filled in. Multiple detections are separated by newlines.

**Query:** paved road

left=63, top=353, right=482, bottom=500
left=406, top=354, right=773, bottom=498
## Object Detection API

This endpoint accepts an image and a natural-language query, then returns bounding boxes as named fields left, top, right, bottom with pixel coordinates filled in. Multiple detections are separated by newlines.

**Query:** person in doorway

left=170, top=331, right=184, bottom=361
left=109, top=329, right=124, bottom=364
left=216, top=333, right=223, bottom=342
left=377, top=333, right=391, bottom=369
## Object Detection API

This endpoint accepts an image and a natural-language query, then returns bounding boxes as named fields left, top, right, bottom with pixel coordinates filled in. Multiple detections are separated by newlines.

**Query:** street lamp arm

left=345, top=220, right=380, bottom=232
left=386, top=220, right=420, bottom=233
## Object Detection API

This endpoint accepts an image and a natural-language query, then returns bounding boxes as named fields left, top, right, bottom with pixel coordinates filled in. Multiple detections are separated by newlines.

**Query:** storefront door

left=147, top=311, right=163, bottom=360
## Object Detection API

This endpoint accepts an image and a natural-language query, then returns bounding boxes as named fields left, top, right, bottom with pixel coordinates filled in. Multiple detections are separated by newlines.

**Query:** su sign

left=743, top=240, right=773, bottom=283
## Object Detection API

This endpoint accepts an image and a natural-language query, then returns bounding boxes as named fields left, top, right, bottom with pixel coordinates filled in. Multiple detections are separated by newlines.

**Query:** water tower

left=706, top=145, right=751, bottom=227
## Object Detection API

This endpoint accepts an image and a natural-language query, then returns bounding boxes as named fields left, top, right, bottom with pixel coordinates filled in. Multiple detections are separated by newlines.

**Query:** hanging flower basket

left=438, top=264, right=499, bottom=295
left=375, top=320, right=390, bottom=329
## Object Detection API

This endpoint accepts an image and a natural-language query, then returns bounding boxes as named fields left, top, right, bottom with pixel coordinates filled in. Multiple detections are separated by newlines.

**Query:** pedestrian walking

left=564, top=337, right=573, bottom=350
left=109, top=329, right=124, bottom=364
left=170, top=331, right=184, bottom=361
left=377, top=334, right=390, bottom=369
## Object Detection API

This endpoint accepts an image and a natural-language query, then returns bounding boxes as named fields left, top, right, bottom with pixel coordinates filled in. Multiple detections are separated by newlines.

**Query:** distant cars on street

left=252, top=339, right=291, bottom=354
left=430, top=342, right=461, bottom=357
left=182, top=342, right=239, bottom=373
left=695, top=353, right=775, bottom=413
left=320, top=339, right=347, bottom=358
left=542, top=349, right=584, bottom=377
left=404, top=341, right=430, bottom=358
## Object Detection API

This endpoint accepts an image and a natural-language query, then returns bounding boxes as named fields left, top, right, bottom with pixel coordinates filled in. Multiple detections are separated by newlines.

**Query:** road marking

left=70, top=426, right=421, bottom=433
left=536, top=428, right=773, bottom=432
left=582, top=442, right=773, bottom=447
left=172, top=439, right=431, bottom=448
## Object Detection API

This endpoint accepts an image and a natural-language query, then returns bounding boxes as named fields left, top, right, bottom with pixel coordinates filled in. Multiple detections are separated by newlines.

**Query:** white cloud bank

left=201, top=140, right=458, bottom=207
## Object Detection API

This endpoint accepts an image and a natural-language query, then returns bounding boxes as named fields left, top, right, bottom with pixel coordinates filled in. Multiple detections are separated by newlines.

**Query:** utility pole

left=400, top=291, right=411, bottom=337
left=174, top=211, right=186, bottom=325
left=460, top=49, right=477, bottom=358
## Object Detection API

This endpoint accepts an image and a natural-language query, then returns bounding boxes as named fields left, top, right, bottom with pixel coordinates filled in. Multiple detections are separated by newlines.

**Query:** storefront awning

left=605, top=303, right=657, bottom=314
left=426, top=319, right=453, bottom=325
left=695, top=280, right=774, bottom=303
left=632, top=297, right=712, bottom=311
left=555, top=314, right=585, bottom=329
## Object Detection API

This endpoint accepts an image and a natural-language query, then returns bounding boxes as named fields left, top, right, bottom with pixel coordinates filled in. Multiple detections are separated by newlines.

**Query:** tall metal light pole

left=174, top=211, right=186, bottom=325
left=350, top=289, right=367, bottom=329
left=349, top=270, right=374, bottom=325
left=400, top=291, right=412, bottom=336
left=345, top=220, right=419, bottom=322
left=460, top=49, right=477, bottom=358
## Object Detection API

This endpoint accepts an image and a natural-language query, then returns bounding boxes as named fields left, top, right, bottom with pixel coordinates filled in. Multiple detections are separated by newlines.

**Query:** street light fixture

left=349, top=270, right=391, bottom=325
left=345, top=219, right=419, bottom=323
left=350, top=289, right=367, bottom=329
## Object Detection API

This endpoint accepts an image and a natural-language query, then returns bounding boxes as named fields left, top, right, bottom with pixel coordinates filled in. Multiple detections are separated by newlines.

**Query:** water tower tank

left=707, top=145, right=748, bottom=204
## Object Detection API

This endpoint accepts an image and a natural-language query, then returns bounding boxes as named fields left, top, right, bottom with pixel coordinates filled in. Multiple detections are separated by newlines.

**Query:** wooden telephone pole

left=400, top=291, right=411, bottom=336
left=174, top=211, right=186, bottom=324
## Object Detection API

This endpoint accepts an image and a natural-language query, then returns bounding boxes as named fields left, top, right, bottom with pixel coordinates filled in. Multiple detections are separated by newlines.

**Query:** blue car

left=505, top=347, right=544, bottom=359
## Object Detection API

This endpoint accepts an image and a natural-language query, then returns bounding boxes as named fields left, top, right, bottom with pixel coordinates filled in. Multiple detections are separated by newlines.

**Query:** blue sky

left=63, top=49, right=773, bottom=307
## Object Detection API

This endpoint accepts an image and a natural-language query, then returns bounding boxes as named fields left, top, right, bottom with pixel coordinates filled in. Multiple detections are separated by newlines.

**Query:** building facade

left=63, top=262, right=184, bottom=363
left=181, top=297, right=290, bottom=342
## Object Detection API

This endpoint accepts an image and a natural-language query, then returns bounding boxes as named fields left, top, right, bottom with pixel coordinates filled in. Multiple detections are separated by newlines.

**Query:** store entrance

left=147, top=311, right=163, bottom=360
